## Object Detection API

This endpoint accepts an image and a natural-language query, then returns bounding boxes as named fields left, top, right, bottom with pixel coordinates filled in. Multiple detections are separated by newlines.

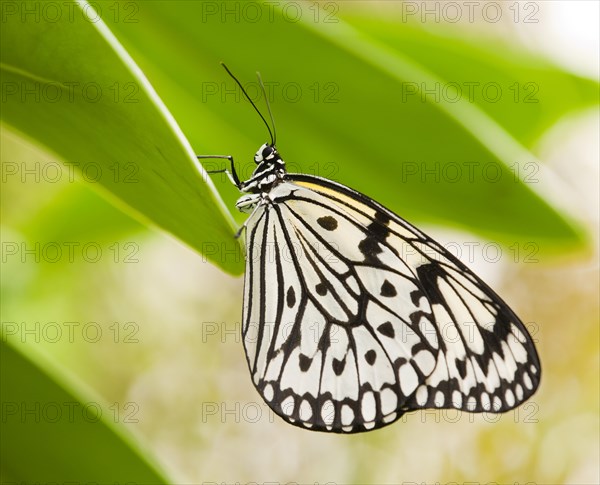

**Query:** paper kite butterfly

left=199, top=64, right=541, bottom=433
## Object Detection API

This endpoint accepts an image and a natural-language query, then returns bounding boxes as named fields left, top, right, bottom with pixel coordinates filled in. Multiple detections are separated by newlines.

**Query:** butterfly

left=199, top=64, right=541, bottom=433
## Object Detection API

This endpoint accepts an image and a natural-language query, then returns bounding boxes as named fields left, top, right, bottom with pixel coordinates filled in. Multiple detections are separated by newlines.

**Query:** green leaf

left=105, top=1, right=597, bottom=251
left=0, top=338, right=169, bottom=483
left=0, top=0, right=242, bottom=274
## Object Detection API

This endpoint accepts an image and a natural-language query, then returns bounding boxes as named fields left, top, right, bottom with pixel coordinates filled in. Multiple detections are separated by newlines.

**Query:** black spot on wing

left=456, top=358, right=467, bottom=379
left=332, top=357, right=346, bottom=376
left=315, top=282, right=327, bottom=296
left=358, top=238, right=382, bottom=259
left=364, top=349, right=377, bottom=365
left=358, top=211, right=391, bottom=263
left=371, top=211, right=391, bottom=236
left=299, top=354, right=312, bottom=372
left=286, top=286, right=296, bottom=308
left=377, top=321, right=395, bottom=338
left=317, top=216, right=338, bottom=231
left=380, top=279, right=397, bottom=297
left=410, top=289, right=424, bottom=305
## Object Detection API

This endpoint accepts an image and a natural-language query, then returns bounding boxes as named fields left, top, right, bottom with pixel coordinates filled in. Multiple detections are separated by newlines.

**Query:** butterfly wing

left=241, top=174, right=541, bottom=433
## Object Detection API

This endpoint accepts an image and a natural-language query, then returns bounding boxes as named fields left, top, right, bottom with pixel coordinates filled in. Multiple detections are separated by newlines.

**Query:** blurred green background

left=1, top=1, right=598, bottom=483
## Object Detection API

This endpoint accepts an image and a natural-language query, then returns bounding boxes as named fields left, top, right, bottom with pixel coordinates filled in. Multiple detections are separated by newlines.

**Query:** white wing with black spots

left=240, top=175, right=540, bottom=433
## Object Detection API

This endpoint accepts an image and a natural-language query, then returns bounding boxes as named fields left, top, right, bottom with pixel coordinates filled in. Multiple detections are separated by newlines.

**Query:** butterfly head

left=254, top=143, right=281, bottom=164
left=241, top=143, right=286, bottom=193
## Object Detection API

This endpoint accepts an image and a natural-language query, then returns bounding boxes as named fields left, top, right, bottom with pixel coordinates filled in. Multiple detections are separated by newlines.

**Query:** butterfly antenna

left=221, top=62, right=275, bottom=146
left=256, top=71, right=277, bottom=146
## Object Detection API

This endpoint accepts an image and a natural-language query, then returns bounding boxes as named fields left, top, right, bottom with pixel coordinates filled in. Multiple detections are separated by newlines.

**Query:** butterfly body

left=229, top=142, right=541, bottom=433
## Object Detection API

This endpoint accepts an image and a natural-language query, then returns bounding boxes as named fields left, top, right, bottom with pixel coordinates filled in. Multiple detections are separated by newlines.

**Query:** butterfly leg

left=197, top=154, right=241, bottom=188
